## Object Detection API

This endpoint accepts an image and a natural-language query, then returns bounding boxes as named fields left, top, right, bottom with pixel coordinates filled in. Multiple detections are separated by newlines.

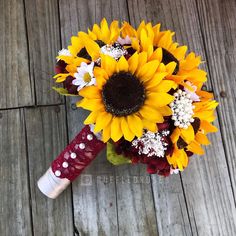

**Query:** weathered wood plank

left=59, top=1, right=160, bottom=234
left=151, top=175, right=192, bottom=236
left=115, top=165, right=158, bottom=235
left=0, top=0, right=34, bottom=109
left=127, top=0, right=236, bottom=235
left=0, top=109, right=32, bottom=236
left=197, top=0, right=236, bottom=202
left=24, top=105, right=74, bottom=236
left=24, top=0, right=62, bottom=105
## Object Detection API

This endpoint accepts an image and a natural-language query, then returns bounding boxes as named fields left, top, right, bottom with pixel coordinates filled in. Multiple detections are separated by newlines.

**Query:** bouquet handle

left=37, top=125, right=106, bottom=199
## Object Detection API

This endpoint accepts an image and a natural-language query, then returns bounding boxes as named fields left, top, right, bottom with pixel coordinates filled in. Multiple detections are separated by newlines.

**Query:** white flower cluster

left=170, top=89, right=195, bottom=129
left=100, top=44, right=127, bottom=60
left=131, top=130, right=169, bottom=158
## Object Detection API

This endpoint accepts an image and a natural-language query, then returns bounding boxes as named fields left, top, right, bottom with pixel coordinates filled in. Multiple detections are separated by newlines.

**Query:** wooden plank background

left=0, top=0, right=236, bottom=235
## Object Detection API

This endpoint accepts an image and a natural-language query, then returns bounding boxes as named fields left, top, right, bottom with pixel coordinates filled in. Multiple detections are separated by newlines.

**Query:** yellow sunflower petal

left=102, top=125, right=111, bottom=143
left=79, top=34, right=100, bottom=61
left=139, top=105, right=164, bottom=123
left=173, top=46, right=187, bottom=60
left=94, top=112, right=113, bottom=133
left=170, top=127, right=181, bottom=143
left=120, top=117, right=135, bottom=141
left=142, top=119, right=158, bottom=132
left=195, top=133, right=211, bottom=145
left=76, top=98, right=104, bottom=111
left=180, top=125, right=195, bottom=144
left=101, top=54, right=117, bottom=77
left=117, top=56, right=129, bottom=72
left=145, top=72, right=168, bottom=89
left=158, top=106, right=172, bottom=116
left=138, top=52, right=148, bottom=67
left=146, top=92, right=174, bottom=107
left=149, top=47, right=162, bottom=61
left=128, top=52, right=139, bottom=74
left=136, top=60, right=160, bottom=82
left=84, top=110, right=100, bottom=125
left=166, top=62, right=177, bottom=76
left=100, top=18, right=110, bottom=42
left=153, top=80, right=177, bottom=93
left=110, top=117, right=123, bottom=142
left=187, top=140, right=205, bottom=155
left=127, top=114, right=143, bottom=137
left=200, top=120, right=218, bottom=133
left=79, top=86, right=101, bottom=99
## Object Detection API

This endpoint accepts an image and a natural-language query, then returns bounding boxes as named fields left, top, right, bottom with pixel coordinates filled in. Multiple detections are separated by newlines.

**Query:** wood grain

left=0, top=109, right=32, bottom=236
left=127, top=0, right=236, bottom=235
left=197, top=0, right=236, bottom=203
left=0, top=0, right=34, bottom=109
left=24, top=0, right=62, bottom=105
left=24, top=105, right=74, bottom=236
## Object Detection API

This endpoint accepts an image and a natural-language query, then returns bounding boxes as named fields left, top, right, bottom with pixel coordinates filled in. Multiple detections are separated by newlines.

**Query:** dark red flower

left=63, top=76, right=78, bottom=95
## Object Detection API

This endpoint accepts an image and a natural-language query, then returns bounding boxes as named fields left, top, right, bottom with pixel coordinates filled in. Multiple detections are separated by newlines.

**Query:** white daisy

left=72, top=62, right=96, bottom=91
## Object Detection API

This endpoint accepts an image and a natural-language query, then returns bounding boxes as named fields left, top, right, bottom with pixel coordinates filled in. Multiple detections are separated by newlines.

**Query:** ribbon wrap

left=38, top=125, right=106, bottom=198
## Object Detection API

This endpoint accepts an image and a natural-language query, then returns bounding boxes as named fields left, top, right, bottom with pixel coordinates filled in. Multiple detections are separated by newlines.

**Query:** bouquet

left=38, top=19, right=218, bottom=199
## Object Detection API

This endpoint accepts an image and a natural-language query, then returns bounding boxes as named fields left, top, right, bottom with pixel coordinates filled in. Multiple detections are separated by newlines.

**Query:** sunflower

left=77, top=50, right=176, bottom=142
left=54, top=19, right=121, bottom=83
left=120, top=21, right=207, bottom=90
left=167, top=89, right=218, bottom=170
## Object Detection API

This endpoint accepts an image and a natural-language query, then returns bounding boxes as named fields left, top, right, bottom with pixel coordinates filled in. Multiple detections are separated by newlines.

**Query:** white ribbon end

left=37, top=167, right=71, bottom=199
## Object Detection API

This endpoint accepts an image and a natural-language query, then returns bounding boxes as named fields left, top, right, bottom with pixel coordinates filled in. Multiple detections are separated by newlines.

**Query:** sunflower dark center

left=161, top=48, right=179, bottom=75
left=102, top=72, right=146, bottom=116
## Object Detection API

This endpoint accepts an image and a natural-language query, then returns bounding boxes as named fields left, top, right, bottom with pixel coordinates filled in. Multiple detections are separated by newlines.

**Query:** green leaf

left=107, top=142, right=131, bottom=165
left=52, top=87, right=79, bottom=96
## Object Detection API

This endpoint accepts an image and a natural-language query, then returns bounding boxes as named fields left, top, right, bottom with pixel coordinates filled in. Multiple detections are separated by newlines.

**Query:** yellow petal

left=180, top=125, right=195, bottom=144
left=171, top=128, right=181, bottom=143
left=94, top=112, right=113, bottom=133
left=120, top=117, right=135, bottom=141
left=139, top=105, right=164, bottom=123
left=80, top=34, right=100, bottom=61
left=158, top=106, right=172, bottom=116
left=166, top=62, right=177, bottom=76
left=101, top=54, right=117, bottom=77
left=142, top=119, right=158, bottom=132
left=84, top=111, right=100, bottom=125
left=173, top=46, right=187, bottom=61
left=200, top=120, right=218, bottom=133
left=145, top=72, right=168, bottom=89
left=187, top=140, right=205, bottom=155
left=76, top=98, right=104, bottom=111
left=146, top=92, right=174, bottom=107
left=195, top=133, right=211, bottom=145
left=102, top=125, right=111, bottom=143
left=149, top=47, right=162, bottom=61
left=136, top=60, right=160, bottom=82
left=138, top=52, right=148, bottom=67
left=110, top=117, right=123, bottom=142
left=117, top=56, right=129, bottom=72
left=127, top=114, right=143, bottom=137
left=79, top=86, right=101, bottom=99
left=154, top=80, right=177, bottom=93
left=128, top=52, right=139, bottom=74
left=100, top=18, right=110, bottom=41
